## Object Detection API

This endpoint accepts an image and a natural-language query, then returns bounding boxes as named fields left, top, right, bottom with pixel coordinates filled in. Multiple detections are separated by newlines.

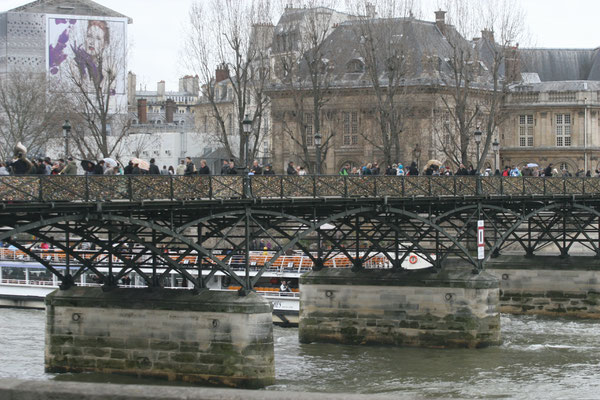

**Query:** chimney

left=504, top=45, right=521, bottom=83
left=215, top=62, right=229, bottom=83
left=157, top=80, right=165, bottom=99
left=365, top=2, right=376, bottom=19
left=165, top=98, right=176, bottom=123
left=481, top=29, right=494, bottom=43
left=435, top=10, right=446, bottom=35
left=137, top=98, right=147, bottom=124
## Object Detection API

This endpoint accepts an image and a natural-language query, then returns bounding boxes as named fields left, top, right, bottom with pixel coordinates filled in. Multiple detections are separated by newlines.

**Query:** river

left=1, top=308, right=599, bottom=398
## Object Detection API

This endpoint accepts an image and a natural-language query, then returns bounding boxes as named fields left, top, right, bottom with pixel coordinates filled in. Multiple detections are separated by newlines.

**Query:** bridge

left=2, top=175, right=600, bottom=387
left=1, top=175, right=599, bottom=291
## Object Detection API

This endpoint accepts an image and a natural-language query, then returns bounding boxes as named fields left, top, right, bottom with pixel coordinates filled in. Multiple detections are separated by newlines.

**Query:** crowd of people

left=1, top=153, right=598, bottom=178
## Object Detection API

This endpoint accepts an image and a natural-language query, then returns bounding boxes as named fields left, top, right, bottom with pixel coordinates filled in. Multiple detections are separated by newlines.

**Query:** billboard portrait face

left=47, top=16, right=127, bottom=96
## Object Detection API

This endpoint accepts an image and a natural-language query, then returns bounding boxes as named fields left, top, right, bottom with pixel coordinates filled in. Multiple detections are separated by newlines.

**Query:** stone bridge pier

left=299, top=265, right=501, bottom=348
left=45, top=287, right=275, bottom=388
left=486, top=255, right=600, bottom=318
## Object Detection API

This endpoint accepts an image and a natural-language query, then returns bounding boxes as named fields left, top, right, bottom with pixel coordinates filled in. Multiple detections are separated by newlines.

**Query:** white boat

left=0, top=248, right=432, bottom=326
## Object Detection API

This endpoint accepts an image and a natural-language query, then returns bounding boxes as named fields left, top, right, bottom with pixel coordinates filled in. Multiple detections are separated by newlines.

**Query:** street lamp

left=314, top=131, right=322, bottom=175
left=62, top=120, right=71, bottom=158
left=492, top=138, right=500, bottom=172
left=474, top=127, right=482, bottom=173
left=412, top=144, right=421, bottom=170
left=242, top=114, right=252, bottom=173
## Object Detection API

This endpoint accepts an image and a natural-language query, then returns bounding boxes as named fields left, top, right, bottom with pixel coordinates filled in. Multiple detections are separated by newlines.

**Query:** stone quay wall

left=487, top=255, right=600, bottom=318
left=299, top=267, right=501, bottom=348
left=45, top=288, right=274, bottom=388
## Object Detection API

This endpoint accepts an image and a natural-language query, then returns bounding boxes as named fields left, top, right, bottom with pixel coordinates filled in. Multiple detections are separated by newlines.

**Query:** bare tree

left=273, top=0, right=348, bottom=173
left=434, top=0, right=524, bottom=170
left=185, top=0, right=271, bottom=169
left=0, top=71, right=65, bottom=160
left=124, top=132, right=161, bottom=159
left=348, top=0, right=419, bottom=166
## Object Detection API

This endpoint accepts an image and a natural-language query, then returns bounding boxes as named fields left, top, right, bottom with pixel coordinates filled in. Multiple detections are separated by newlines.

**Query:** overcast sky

left=3, top=0, right=600, bottom=91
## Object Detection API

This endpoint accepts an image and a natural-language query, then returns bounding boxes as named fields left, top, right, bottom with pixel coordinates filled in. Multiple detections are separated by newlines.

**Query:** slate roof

left=518, top=48, right=600, bottom=81
left=9, top=0, right=132, bottom=23
left=290, top=17, right=489, bottom=89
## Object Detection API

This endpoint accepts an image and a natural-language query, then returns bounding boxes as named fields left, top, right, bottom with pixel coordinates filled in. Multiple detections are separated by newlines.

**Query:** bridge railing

left=0, top=175, right=598, bottom=202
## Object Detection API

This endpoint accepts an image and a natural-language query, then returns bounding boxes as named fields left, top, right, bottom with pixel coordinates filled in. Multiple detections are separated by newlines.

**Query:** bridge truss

left=1, top=175, right=600, bottom=293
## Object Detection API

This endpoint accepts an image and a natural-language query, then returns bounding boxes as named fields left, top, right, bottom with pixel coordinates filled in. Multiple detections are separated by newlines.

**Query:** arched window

left=346, top=59, right=364, bottom=73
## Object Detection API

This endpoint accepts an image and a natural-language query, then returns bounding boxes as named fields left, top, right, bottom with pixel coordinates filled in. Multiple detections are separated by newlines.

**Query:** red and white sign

left=477, top=220, right=484, bottom=260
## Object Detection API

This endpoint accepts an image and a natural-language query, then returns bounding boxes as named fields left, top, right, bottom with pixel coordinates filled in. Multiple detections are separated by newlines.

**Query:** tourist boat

left=0, top=248, right=431, bottom=326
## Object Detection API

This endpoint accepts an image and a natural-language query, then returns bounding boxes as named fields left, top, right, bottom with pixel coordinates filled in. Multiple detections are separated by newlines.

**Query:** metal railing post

left=127, top=176, right=133, bottom=201
left=169, top=174, right=174, bottom=200
left=85, top=175, right=89, bottom=202
left=344, top=175, right=348, bottom=198
left=38, top=177, right=43, bottom=202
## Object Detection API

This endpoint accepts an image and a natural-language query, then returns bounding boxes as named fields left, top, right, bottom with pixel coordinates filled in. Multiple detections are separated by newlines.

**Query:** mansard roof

left=9, top=0, right=132, bottom=23
left=298, top=17, right=485, bottom=88
left=518, top=48, right=600, bottom=81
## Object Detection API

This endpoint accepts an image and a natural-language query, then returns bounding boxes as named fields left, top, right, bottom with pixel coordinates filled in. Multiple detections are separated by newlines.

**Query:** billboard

left=46, top=15, right=127, bottom=98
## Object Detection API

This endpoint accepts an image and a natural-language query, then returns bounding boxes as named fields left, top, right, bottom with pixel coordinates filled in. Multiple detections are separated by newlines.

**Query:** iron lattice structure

left=1, top=175, right=600, bottom=293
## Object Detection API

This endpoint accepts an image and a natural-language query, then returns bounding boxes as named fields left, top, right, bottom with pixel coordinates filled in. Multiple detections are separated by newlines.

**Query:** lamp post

left=314, top=131, right=322, bottom=175
left=242, top=114, right=252, bottom=173
left=62, top=120, right=71, bottom=158
left=492, top=138, right=500, bottom=172
left=474, top=127, right=482, bottom=173
left=412, top=144, right=421, bottom=170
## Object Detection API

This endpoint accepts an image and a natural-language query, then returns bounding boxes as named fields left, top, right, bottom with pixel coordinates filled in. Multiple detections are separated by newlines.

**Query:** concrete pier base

left=299, top=266, right=501, bottom=348
left=487, top=255, right=600, bottom=318
left=45, top=287, right=274, bottom=388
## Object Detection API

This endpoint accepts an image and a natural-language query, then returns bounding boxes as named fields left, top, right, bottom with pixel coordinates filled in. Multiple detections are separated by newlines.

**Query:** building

left=126, top=74, right=206, bottom=170
left=500, top=49, right=600, bottom=173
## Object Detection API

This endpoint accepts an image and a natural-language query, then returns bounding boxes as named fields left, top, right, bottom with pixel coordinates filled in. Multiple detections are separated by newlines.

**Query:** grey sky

left=3, top=0, right=600, bottom=91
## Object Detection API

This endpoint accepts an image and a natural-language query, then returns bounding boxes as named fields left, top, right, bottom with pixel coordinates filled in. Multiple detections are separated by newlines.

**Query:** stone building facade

left=266, top=7, right=600, bottom=175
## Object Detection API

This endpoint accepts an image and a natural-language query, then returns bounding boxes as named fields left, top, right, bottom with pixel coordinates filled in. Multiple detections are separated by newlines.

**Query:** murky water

left=1, top=308, right=600, bottom=398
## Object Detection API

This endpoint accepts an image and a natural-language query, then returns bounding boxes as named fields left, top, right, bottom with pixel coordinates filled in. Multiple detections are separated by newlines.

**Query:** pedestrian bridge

left=0, top=175, right=599, bottom=293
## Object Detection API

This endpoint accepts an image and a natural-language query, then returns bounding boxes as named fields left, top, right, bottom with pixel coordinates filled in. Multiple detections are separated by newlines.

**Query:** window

left=519, top=115, right=534, bottom=147
left=346, top=59, right=364, bottom=73
left=556, top=114, right=571, bottom=147
left=343, top=111, right=359, bottom=145
left=305, top=113, right=313, bottom=146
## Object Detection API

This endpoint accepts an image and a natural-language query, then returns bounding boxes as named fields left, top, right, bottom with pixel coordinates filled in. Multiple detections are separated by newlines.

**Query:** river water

left=1, top=308, right=599, bottom=398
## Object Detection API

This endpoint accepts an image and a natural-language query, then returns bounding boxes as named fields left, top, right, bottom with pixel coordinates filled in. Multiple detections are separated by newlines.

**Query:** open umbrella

left=80, top=160, right=95, bottom=172
left=103, top=158, right=118, bottom=169
left=526, top=163, right=539, bottom=168
left=425, top=159, right=443, bottom=169
left=130, top=158, right=150, bottom=171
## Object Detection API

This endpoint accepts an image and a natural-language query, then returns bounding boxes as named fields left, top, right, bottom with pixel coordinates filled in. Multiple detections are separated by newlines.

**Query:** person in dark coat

left=148, top=158, right=160, bottom=175
left=93, top=160, right=105, bottom=175
left=544, top=163, right=553, bottom=177
left=184, top=157, right=196, bottom=175
left=251, top=160, right=262, bottom=175
left=456, top=163, right=468, bottom=176
left=227, top=160, right=238, bottom=174
left=263, top=165, right=275, bottom=175
left=287, top=161, right=297, bottom=175
left=220, top=160, right=230, bottom=175
left=407, top=161, right=419, bottom=176
left=197, top=159, right=210, bottom=175
left=124, top=161, right=133, bottom=175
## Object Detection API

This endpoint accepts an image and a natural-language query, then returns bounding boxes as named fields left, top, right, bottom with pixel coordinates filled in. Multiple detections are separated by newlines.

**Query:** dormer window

left=346, top=59, right=364, bottom=73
